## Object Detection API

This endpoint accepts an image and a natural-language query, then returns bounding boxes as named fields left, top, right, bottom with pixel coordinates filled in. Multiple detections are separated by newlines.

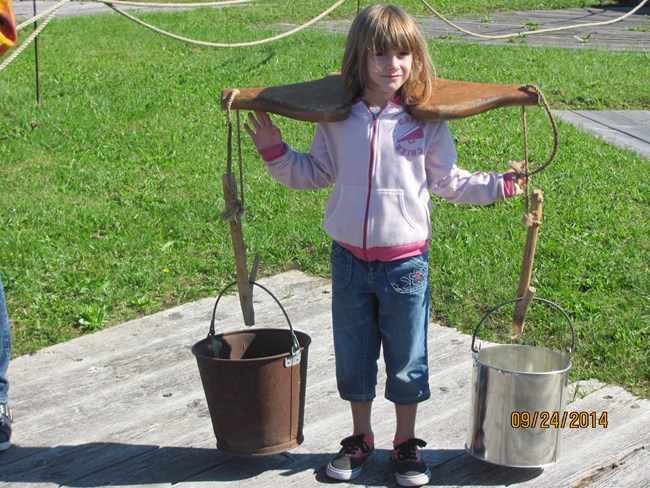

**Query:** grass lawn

left=1, top=1, right=648, bottom=397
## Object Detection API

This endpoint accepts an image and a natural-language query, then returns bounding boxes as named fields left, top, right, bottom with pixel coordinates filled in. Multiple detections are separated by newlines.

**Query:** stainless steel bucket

left=466, top=297, right=575, bottom=467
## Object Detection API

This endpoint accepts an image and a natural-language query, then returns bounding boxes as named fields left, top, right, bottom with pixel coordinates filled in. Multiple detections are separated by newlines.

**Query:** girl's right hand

left=244, top=111, right=284, bottom=151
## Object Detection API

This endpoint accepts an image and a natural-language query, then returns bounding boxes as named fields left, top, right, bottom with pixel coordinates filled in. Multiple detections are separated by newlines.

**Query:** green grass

left=1, top=2, right=648, bottom=397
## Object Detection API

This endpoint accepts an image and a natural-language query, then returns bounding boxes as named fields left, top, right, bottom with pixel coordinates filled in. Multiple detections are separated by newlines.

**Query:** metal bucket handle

left=208, top=281, right=301, bottom=364
left=471, top=296, right=575, bottom=354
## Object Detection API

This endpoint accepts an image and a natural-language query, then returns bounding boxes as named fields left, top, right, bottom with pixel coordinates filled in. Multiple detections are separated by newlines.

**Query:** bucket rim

left=192, top=328, right=312, bottom=363
left=472, top=344, right=572, bottom=376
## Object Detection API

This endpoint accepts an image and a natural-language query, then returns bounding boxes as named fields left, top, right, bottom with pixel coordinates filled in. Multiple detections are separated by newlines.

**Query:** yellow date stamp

left=511, top=411, right=608, bottom=429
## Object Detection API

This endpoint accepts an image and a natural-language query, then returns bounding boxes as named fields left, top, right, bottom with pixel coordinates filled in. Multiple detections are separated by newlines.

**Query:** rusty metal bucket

left=192, top=281, right=311, bottom=456
left=466, top=297, right=575, bottom=467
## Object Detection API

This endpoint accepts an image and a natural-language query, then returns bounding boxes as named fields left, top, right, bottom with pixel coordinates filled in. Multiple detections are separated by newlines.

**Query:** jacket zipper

left=362, top=110, right=379, bottom=261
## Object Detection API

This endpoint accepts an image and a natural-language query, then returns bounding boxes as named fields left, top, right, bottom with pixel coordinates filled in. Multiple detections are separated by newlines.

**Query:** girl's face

left=363, top=47, right=413, bottom=106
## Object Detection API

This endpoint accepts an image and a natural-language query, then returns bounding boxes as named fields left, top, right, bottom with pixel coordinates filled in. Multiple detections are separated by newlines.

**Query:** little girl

left=245, top=4, right=522, bottom=486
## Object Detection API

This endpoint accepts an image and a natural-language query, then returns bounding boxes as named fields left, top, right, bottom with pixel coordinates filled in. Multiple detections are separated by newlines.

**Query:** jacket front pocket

left=324, top=184, right=368, bottom=248
left=366, top=189, right=426, bottom=248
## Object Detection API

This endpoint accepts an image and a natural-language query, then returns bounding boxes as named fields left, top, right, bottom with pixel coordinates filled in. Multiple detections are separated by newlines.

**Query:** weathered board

left=313, top=6, right=650, bottom=52
left=221, top=75, right=538, bottom=122
left=553, top=110, right=650, bottom=160
left=1, top=271, right=648, bottom=487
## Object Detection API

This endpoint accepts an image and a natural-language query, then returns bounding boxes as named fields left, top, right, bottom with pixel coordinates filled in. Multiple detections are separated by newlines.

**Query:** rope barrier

left=419, top=0, right=648, bottom=40
left=16, top=0, right=250, bottom=27
left=16, top=0, right=70, bottom=31
left=96, top=0, right=250, bottom=8
left=7, top=0, right=345, bottom=74
left=9, top=0, right=646, bottom=61
left=106, top=0, right=345, bottom=48
left=1, top=0, right=68, bottom=73
left=8, top=0, right=345, bottom=74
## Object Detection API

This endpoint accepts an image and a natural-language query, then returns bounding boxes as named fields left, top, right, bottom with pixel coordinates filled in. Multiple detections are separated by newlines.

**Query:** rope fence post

left=32, top=0, right=41, bottom=106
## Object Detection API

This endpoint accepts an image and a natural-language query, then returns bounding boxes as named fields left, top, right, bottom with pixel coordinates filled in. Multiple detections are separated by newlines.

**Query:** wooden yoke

left=222, top=75, right=351, bottom=122
left=411, top=78, right=539, bottom=120
left=221, top=74, right=539, bottom=122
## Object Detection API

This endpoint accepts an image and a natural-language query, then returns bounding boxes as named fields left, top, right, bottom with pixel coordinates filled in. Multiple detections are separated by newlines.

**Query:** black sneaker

left=0, top=403, right=11, bottom=452
left=325, top=434, right=374, bottom=481
left=392, top=438, right=431, bottom=487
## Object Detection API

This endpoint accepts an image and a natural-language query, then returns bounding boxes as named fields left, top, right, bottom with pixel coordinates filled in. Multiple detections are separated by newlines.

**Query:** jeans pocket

left=330, top=243, right=352, bottom=289
left=386, top=254, right=428, bottom=294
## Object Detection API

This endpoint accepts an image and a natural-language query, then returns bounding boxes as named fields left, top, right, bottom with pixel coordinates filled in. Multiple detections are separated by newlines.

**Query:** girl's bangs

left=369, top=15, right=417, bottom=53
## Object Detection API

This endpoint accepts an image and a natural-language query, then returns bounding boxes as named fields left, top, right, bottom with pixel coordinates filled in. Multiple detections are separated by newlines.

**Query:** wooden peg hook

left=222, top=172, right=256, bottom=326
left=512, top=189, right=544, bottom=336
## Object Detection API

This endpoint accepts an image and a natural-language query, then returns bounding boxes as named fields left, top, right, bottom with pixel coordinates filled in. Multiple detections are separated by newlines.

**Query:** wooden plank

left=541, top=416, right=650, bottom=488
left=9, top=271, right=328, bottom=388
left=2, top=271, right=649, bottom=487
left=415, top=6, right=650, bottom=51
left=587, top=443, right=650, bottom=487
left=534, top=385, right=650, bottom=487
left=222, top=75, right=538, bottom=123
left=4, top=274, right=329, bottom=444
left=553, top=110, right=650, bottom=160
left=315, top=7, right=650, bottom=51
left=570, top=111, right=650, bottom=143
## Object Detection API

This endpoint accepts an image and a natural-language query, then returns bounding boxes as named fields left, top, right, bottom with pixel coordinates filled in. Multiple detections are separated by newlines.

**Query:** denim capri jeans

left=330, top=242, right=431, bottom=405
left=0, top=275, right=11, bottom=404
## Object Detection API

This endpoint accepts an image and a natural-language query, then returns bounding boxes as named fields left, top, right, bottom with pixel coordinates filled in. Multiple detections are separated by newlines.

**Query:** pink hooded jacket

left=261, top=98, right=514, bottom=262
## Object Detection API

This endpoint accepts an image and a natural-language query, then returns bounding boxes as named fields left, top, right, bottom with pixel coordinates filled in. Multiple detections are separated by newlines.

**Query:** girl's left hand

left=504, top=168, right=527, bottom=196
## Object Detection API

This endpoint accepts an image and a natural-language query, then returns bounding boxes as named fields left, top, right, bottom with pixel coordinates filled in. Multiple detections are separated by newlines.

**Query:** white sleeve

left=265, top=124, right=335, bottom=190
left=426, top=122, right=505, bottom=205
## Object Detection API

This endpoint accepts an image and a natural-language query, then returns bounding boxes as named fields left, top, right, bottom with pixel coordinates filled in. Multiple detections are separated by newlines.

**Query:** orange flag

left=0, top=0, right=17, bottom=56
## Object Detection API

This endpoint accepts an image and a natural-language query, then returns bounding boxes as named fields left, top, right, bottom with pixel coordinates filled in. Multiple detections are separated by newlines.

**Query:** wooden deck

left=314, top=6, right=650, bottom=51
left=553, top=110, right=650, bottom=160
left=1, top=271, right=648, bottom=487
left=416, top=6, right=650, bottom=51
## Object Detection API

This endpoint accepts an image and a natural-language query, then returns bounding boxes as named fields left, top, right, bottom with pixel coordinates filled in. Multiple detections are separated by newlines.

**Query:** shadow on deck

left=1, top=271, right=648, bottom=487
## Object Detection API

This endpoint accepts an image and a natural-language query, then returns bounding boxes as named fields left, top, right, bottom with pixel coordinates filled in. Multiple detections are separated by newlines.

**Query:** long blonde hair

left=341, top=4, right=434, bottom=109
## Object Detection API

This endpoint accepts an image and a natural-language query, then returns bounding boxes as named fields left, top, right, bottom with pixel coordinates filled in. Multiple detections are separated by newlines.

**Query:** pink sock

left=363, top=435, right=375, bottom=449
left=393, top=437, right=408, bottom=448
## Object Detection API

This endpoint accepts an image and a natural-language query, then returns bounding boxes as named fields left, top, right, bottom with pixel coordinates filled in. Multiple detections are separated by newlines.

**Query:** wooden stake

left=512, top=189, right=544, bottom=335
left=512, top=286, right=536, bottom=337
left=222, top=172, right=255, bottom=326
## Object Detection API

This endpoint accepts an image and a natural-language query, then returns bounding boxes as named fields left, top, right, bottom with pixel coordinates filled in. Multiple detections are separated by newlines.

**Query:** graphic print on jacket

left=394, top=115, right=426, bottom=158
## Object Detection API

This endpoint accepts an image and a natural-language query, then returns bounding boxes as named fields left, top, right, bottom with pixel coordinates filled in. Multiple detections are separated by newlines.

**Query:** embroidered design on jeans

left=397, top=267, right=427, bottom=291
